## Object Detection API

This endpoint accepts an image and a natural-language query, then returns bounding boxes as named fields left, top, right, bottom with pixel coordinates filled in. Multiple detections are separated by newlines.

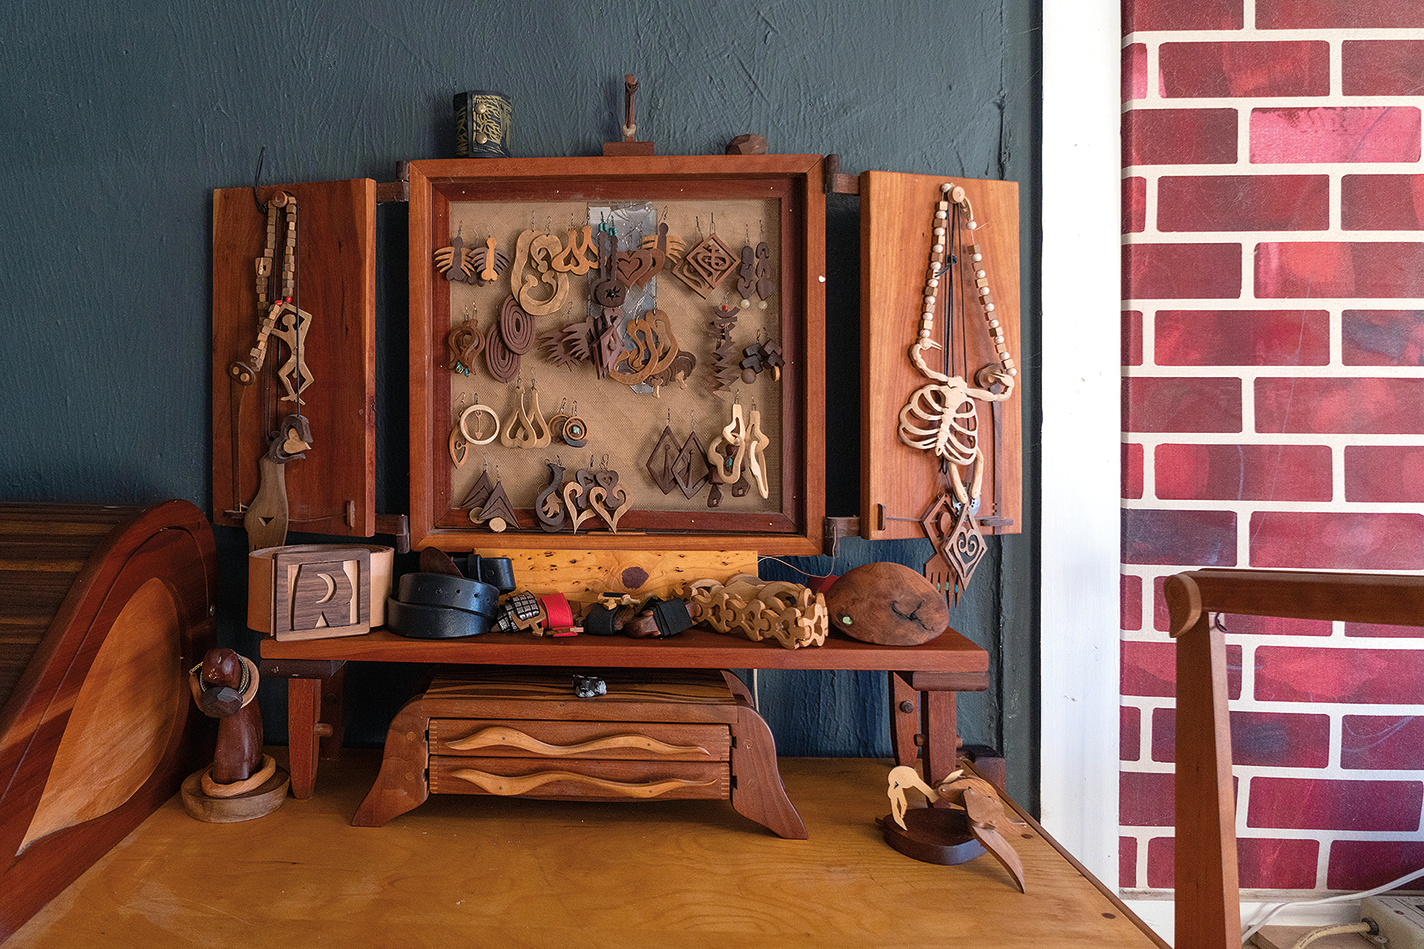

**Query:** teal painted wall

left=0, top=0, right=1041, bottom=808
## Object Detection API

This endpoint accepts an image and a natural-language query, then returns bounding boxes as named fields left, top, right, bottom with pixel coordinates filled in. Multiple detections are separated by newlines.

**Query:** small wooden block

left=603, top=141, right=656, bottom=156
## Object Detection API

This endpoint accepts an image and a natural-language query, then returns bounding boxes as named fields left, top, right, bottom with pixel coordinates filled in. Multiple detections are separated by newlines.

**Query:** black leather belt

left=386, top=597, right=493, bottom=639
left=386, top=572, right=499, bottom=639
left=397, top=572, right=499, bottom=615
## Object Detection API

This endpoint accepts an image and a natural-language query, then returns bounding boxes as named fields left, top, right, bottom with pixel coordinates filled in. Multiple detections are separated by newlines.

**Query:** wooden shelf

left=260, top=624, right=988, bottom=686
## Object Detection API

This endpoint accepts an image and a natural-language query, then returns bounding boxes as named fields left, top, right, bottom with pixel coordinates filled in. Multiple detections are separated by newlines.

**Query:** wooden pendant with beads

left=447, top=318, right=484, bottom=373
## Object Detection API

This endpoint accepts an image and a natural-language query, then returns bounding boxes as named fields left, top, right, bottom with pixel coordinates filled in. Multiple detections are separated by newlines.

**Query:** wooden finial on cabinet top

left=604, top=73, right=655, bottom=156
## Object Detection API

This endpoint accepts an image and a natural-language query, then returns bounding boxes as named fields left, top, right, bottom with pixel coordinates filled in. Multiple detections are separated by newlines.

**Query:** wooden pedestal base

left=181, top=767, right=290, bottom=823
left=881, top=806, right=986, bottom=865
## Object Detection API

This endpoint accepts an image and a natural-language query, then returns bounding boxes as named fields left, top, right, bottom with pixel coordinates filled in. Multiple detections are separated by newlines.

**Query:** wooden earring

left=561, top=409, right=588, bottom=448
left=672, top=415, right=711, bottom=500
left=535, top=460, right=567, bottom=533
left=562, top=463, right=598, bottom=533
left=745, top=403, right=771, bottom=500
left=458, top=395, right=500, bottom=447
left=646, top=416, right=679, bottom=495
left=501, top=377, right=550, bottom=449
left=461, top=466, right=493, bottom=512
left=449, top=396, right=470, bottom=469
left=447, top=305, right=483, bottom=375
left=710, top=300, right=743, bottom=392
left=434, top=228, right=477, bottom=284
left=588, top=459, right=631, bottom=533
left=472, top=466, right=520, bottom=532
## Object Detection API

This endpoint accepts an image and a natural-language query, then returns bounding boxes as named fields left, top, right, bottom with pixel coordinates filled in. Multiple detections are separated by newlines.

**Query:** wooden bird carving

left=886, top=765, right=1027, bottom=892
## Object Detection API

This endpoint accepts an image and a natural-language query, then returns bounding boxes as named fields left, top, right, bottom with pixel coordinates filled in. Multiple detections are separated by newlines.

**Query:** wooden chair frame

left=1164, top=568, right=1424, bottom=949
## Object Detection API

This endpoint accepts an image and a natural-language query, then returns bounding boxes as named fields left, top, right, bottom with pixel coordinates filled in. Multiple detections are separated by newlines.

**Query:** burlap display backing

left=441, top=197, right=785, bottom=520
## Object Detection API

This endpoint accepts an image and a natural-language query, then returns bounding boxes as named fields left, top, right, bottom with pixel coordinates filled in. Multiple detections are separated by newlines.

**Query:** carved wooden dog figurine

left=189, top=647, right=275, bottom=797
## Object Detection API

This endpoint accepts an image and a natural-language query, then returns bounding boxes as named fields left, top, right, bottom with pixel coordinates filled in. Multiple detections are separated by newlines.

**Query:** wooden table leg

left=888, top=672, right=920, bottom=768
left=728, top=697, right=807, bottom=839
left=260, top=658, right=345, bottom=800
left=920, top=688, right=959, bottom=787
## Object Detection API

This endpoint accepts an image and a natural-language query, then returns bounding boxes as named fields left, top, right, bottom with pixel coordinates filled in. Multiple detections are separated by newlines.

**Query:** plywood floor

left=11, top=753, right=1164, bottom=949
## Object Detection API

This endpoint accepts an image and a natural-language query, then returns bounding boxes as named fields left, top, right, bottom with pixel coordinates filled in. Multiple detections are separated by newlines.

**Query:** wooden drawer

left=428, top=719, right=731, bottom=761
left=429, top=756, right=730, bottom=801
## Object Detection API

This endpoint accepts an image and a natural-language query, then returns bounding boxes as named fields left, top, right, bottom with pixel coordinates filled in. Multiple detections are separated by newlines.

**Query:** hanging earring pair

left=547, top=400, right=588, bottom=448
left=462, top=462, right=521, bottom=532
left=705, top=396, right=769, bottom=505
left=646, top=412, right=710, bottom=500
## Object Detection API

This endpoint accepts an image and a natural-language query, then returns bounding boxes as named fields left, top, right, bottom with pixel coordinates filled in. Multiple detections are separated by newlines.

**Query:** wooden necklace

left=897, top=183, right=1016, bottom=601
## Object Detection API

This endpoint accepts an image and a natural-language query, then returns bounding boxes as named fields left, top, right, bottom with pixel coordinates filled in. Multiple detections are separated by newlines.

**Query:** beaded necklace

left=897, top=182, right=1016, bottom=599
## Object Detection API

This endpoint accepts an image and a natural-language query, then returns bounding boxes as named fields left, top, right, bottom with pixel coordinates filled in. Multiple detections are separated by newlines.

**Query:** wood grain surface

left=10, top=754, right=1166, bottom=949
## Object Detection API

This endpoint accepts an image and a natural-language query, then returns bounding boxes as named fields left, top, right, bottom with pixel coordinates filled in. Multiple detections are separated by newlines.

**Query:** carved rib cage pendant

left=898, top=381, right=980, bottom=470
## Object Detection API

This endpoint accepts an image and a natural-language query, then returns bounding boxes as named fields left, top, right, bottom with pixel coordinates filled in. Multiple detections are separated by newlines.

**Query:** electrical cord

left=1243, top=863, right=1424, bottom=942
left=1285, top=920, right=1378, bottom=949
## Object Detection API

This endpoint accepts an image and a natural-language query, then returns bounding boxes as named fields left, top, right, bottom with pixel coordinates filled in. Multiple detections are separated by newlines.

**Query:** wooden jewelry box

left=352, top=667, right=806, bottom=839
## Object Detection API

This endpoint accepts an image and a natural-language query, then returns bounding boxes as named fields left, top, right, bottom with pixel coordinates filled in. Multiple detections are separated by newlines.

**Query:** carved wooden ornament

left=272, top=546, right=371, bottom=640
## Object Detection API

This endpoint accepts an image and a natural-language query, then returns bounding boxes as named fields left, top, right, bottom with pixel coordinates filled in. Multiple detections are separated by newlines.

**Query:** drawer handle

left=445, top=725, right=711, bottom=758
left=448, top=768, right=716, bottom=799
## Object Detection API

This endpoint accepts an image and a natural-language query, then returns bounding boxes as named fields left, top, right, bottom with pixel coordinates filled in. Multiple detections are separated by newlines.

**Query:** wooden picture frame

left=407, top=156, right=826, bottom=554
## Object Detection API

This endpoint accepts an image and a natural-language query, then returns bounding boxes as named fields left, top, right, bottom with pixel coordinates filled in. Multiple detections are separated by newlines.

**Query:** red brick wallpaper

left=1121, top=1, right=1424, bottom=894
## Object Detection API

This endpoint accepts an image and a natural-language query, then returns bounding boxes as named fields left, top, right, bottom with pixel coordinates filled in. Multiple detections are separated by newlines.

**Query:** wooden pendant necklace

left=240, top=191, right=315, bottom=551
left=897, top=183, right=1016, bottom=602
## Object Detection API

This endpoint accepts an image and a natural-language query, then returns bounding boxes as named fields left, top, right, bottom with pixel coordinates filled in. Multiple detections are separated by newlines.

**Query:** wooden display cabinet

left=209, top=159, right=1023, bottom=563
left=406, top=155, right=826, bottom=554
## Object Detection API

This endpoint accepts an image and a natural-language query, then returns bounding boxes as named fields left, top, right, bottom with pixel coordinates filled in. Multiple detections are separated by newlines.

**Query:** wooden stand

left=180, top=766, right=290, bottom=823
left=354, top=667, right=805, bottom=838
left=881, top=806, right=986, bottom=865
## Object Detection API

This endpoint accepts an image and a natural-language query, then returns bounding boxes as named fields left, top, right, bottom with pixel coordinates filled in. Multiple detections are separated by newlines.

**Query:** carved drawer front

left=428, top=719, right=731, bottom=761
left=428, top=756, right=730, bottom=801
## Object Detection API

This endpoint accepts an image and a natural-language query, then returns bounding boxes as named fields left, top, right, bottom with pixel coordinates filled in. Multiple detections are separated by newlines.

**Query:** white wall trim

left=1039, top=0, right=1123, bottom=894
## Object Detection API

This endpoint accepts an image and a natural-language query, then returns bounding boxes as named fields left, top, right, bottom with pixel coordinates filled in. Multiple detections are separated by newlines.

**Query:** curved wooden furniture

left=1165, top=568, right=1424, bottom=949
left=0, top=500, right=217, bottom=942
left=353, top=668, right=806, bottom=839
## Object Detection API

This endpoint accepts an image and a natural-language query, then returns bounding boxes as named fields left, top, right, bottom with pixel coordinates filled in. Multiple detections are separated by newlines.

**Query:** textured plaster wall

left=0, top=0, right=1041, bottom=806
